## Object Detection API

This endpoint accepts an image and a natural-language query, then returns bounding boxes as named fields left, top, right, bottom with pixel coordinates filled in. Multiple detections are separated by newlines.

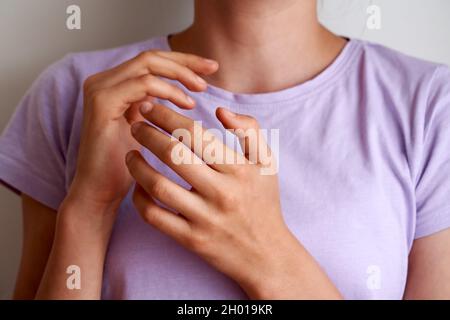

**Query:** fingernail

left=204, top=59, right=218, bottom=66
left=222, top=108, right=236, bottom=117
left=131, top=122, right=143, bottom=134
left=186, top=95, right=195, bottom=105
left=140, top=102, right=153, bottom=114
left=196, top=75, right=207, bottom=86
left=125, top=152, right=134, bottom=164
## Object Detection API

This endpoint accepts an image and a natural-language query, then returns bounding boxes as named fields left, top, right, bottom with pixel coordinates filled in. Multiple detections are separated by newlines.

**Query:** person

left=1, top=0, right=450, bottom=300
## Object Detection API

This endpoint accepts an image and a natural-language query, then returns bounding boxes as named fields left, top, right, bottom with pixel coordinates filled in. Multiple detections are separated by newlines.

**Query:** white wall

left=1, top=0, right=449, bottom=299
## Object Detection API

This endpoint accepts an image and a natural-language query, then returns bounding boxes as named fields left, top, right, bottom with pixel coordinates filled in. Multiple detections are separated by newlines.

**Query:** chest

left=68, top=95, right=415, bottom=299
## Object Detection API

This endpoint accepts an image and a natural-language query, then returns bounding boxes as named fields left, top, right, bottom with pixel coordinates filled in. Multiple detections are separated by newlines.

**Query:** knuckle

left=83, top=75, right=97, bottom=90
left=163, top=140, right=180, bottom=164
left=157, top=108, right=172, bottom=124
left=149, top=49, right=162, bottom=56
left=204, top=214, right=221, bottom=232
left=169, top=87, right=185, bottom=101
left=90, top=89, right=107, bottom=106
left=217, top=190, right=240, bottom=211
left=177, top=65, right=193, bottom=79
left=188, top=232, right=208, bottom=253
left=205, top=182, right=222, bottom=200
left=138, top=50, right=153, bottom=60
left=136, top=52, right=146, bottom=60
left=171, top=70, right=183, bottom=83
left=131, top=124, right=146, bottom=142
left=141, top=75, right=156, bottom=89
left=143, top=205, right=159, bottom=225
left=133, top=192, right=155, bottom=223
left=186, top=121, right=197, bottom=136
left=140, top=50, right=159, bottom=64
left=149, top=178, right=167, bottom=199
left=181, top=53, right=196, bottom=64
left=232, top=164, right=248, bottom=177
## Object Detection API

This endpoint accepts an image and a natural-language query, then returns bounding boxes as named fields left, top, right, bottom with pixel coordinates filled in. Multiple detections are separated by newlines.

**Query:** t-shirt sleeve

left=0, top=54, right=78, bottom=210
left=414, top=65, right=450, bottom=239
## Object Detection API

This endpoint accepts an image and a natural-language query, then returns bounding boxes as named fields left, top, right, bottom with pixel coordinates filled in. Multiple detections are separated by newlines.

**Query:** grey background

left=1, top=0, right=449, bottom=299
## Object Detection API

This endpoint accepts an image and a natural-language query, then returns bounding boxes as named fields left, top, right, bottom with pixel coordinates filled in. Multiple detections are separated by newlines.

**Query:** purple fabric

left=1, top=36, right=450, bottom=299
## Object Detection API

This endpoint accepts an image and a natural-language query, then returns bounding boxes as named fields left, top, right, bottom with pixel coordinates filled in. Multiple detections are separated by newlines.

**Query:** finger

left=89, top=51, right=218, bottom=91
left=155, top=51, right=219, bottom=76
left=124, top=98, right=154, bottom=125
left=133, top=184, right=192, bottom=243
left=91, top=74, right=196, bottom=119
left=140, top=103, right=246, bottom=172
left=130, top=121, right=222, bottom=196
left=126, top=150, right=207, bottom=221
left=100, top=53, right=209, bottom=92
left=216, top=107, right=274, bottom=166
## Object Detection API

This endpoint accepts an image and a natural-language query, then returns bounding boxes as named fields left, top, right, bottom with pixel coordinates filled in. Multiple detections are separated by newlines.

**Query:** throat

left=169, top=0, right=347, bottom=94
left=170, top=28, right=348, bottom=94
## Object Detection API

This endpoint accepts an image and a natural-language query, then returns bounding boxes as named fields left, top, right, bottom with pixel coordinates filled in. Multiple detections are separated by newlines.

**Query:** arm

left=14, top=194, right=116, bottom=300
left=404, top=228, right=450, bottom=299
left=35, top=196, right=117, bottom=299
left=12, top=50, right=218, bottom=300
left=13, top=194, right=56, bottom=299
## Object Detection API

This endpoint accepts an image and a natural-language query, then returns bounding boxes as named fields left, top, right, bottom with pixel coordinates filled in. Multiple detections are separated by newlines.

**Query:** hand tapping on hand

left=125, top=103, right=342, bottom=300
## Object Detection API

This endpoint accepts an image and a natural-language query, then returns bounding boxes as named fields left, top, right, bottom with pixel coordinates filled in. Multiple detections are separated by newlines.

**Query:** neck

left=170, top=0, right=346, bottom=94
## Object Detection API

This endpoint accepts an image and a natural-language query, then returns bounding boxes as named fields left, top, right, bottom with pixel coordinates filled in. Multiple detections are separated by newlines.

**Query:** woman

left=1, top=0, right=450, bottom=300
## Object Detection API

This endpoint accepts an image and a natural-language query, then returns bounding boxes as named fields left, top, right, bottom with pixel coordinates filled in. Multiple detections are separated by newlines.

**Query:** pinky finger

left=133, top=184, right=192, bottom=242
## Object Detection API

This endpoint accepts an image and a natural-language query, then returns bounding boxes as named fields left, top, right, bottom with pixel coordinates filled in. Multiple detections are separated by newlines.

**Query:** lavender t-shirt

left=1, top=36, right=450, bottom=300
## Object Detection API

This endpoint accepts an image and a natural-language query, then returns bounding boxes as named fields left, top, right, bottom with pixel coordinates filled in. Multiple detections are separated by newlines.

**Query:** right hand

left=65, top=50, right=219, bottom=213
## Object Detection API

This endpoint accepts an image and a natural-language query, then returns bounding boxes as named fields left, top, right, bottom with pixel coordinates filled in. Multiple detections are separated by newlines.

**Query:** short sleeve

left=0, top=55, right=78, bottom=210
left=414, top=65, right=450, bottom=239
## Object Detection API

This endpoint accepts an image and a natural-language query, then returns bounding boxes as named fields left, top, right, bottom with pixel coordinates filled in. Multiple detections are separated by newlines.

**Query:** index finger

left=90, top=51, right=219, bottom=92
left=140, top=103, right=247, bottom=173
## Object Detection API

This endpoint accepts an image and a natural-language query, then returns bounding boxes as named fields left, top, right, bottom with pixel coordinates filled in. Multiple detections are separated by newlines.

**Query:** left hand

left=125, top=103, right=336, bottom=299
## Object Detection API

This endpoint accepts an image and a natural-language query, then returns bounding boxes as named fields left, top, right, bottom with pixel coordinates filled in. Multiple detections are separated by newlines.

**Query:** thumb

left=124, top=97, right=154, bottom=125
left=216, top=107, right=271, bottom=165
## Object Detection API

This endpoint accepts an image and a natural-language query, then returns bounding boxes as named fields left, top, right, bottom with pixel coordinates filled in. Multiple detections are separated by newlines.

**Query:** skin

left=13, top=0, right=450, bottom=300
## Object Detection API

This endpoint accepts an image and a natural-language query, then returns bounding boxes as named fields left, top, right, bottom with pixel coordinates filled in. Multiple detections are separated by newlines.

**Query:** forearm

left=35, top=197, right=118, bottom=300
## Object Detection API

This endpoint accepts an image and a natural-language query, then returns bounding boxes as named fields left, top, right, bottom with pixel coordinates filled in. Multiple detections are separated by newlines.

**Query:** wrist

left=239, top=230, right=306, bottom=300
left=38, top=194, right=117, bottom=299
left=58, top=192, right=120, bottom=241
left=65, top=175, right=125, bottom=213
left=241, top=232, right=343, bottom=300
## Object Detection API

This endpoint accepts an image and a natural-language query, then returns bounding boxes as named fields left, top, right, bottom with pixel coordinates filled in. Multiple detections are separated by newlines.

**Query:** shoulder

left=25, top=36, right=167, bottom=120
left=364, top=39, right=450, bottom=98
left=351, top=39, right=450, bottom=125
left=348, top=40, right=450, bottom=176
left=39, top=36, right=167, bottom=87
left=19, top=36, right=168, bottom=143
left=353, top=39, right=449, bottom=90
